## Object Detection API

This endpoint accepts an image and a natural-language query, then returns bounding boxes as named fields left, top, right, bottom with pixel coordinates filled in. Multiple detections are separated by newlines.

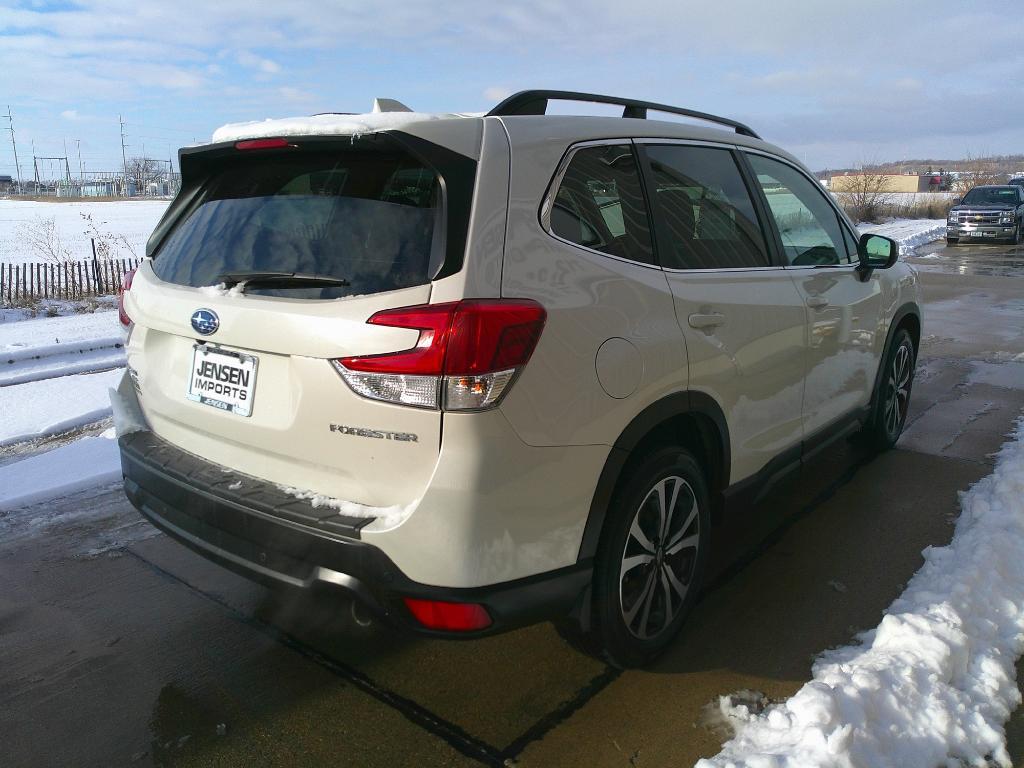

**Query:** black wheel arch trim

left=577, top=390, right=730, bottom=563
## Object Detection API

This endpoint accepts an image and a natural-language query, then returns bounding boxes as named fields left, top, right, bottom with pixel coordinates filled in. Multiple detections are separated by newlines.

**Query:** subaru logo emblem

left=191, top=308, right=219, bottom=336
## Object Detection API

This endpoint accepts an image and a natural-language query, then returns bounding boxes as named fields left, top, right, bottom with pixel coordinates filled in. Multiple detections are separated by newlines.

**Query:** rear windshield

left=152, top=149, right=444, bottom=299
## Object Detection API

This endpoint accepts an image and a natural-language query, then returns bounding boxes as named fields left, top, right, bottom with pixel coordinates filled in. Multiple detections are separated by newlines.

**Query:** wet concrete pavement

left=2, top=239, right=1023, bottom=767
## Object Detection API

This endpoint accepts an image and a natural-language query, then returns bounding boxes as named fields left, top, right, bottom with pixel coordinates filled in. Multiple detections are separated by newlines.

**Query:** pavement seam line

left=123, top=547, right=508, bottom=768
left=498, top=665, right=621, bottom=760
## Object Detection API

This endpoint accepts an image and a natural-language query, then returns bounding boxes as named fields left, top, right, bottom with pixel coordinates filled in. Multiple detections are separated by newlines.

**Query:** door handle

left=806, top=297, right=829, bottom=309
left=688, top=312, right=726, bottom=330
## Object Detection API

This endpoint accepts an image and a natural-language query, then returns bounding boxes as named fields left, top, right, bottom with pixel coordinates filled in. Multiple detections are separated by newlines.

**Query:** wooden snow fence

left=1, top=256, right=143, bottom=302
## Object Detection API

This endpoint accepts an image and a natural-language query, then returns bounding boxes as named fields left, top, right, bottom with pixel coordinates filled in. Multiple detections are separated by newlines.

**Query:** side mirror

left=952, top=198, right=961, bottom=205
left=856, top=233, right=899, bottom=279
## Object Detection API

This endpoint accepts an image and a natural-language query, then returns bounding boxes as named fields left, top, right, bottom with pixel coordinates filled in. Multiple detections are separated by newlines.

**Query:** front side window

left=646, top=145, right=769, bottom=269
left=841, top=226, right=859, bottom=264
left=747, top=154, right=846, bottom=267
left=550, top=144, right=654, bottom=264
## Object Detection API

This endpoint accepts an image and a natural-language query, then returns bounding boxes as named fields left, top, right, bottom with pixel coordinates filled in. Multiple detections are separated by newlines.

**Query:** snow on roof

left=211, top=111, right=468, bottom=143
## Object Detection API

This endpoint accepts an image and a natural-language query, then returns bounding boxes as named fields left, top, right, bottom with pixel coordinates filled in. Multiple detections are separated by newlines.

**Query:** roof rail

left=486, top=90, right=760, bottom=139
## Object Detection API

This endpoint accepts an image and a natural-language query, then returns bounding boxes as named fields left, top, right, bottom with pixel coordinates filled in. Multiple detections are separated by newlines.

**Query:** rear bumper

left=119, top=430, right=590, bottom=637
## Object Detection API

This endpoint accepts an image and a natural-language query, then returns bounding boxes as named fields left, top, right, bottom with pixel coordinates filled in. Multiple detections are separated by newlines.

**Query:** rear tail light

left=402, top=597, right=492, bottom=632
left=332, top=299, right=546, bottom=411
left=118, top=268, right=136, bottom=328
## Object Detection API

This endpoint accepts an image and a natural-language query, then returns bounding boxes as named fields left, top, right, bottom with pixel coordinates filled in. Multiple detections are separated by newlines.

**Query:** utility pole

left=62, top=138, right=71, bottom=188
left=3, top=105, right=22, bottom=193
left=76, top=139, right=83, bottom=178
left=119, top=114, right=129, bottom=196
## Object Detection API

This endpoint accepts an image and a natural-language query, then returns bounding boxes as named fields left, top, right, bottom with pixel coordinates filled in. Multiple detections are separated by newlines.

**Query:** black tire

left=946, top=237, right=959, bottom=246
left=863, top=328, right=916, bottom=452
left=564, top=446, right=711, bottom=668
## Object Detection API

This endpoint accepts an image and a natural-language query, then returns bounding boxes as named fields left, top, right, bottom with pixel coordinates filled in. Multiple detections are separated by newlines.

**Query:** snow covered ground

left=0, top=309, right=125, bottom=508
left=0, top=199, right=168, bottom=264
left=700, top=418, right=1024, bottom=768
left=859, top=219, right=946, bottom=254
left=0, top=433, right=121, bottom=511
left=0, top=368, right=122, bottom=447
left=0, top=309, right=124, bottom=385
left=837, top=191, right=957, bottom=206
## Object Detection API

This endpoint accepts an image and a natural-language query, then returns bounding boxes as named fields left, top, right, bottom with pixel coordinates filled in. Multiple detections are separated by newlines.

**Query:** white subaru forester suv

left=116, top=91, right=921, bottom=667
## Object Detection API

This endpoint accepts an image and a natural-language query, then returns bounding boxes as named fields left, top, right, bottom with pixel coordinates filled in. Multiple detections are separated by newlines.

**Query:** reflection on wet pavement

left=909, top=240, right=1024, bottom=277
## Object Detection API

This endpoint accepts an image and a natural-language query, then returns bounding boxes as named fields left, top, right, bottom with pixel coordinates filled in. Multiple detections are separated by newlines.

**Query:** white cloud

left=60, top=110, right=79, bottom=121
left=483, top=86, right=512, bottom=102
left=236, top=50, right=280, bottom=74
left=278, top=86, right=316, bottom=103
left=0, top=0, right=1021, bottom=172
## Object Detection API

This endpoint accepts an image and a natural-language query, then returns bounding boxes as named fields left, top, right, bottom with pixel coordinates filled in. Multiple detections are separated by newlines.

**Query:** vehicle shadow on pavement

left=147, top=432, right=975, bottom=767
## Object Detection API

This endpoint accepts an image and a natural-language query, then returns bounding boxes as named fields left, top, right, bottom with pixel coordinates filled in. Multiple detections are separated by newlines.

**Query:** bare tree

left=953, top=153, right=1006, bottom=197
left=832, top=167, right=895, bottom=223
left=16, top=216, right=86, bottom=296
left=18, top=216, right=72, bottom=264
left=125, top=156, right=162, bottom=194
left=81, top=213, right=137, bottom=260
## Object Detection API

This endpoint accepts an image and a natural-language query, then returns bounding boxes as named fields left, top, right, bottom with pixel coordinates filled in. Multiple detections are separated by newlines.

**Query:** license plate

left=186, top=345, right=258, bottom=417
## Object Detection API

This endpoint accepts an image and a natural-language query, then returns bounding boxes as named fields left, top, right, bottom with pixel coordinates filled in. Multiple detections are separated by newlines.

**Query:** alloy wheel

left=619, top=475, right=700, bottom=640
left=884, top=343, right=912, bottom=438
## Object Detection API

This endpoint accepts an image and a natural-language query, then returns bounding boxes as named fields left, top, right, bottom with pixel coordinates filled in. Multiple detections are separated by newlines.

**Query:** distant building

left=0, top=174, right=13, bottom=193
left=82, top=181, right=117, bottom=197
left=830, top=173, right=951, bottom=193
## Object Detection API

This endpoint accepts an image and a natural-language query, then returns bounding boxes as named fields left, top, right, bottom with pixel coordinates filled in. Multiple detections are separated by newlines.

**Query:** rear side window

left=646, top=145, right=769, bottom=269
left=550, top=144, right=654, bottom=264
left=153, top=149, right=444, bottom=299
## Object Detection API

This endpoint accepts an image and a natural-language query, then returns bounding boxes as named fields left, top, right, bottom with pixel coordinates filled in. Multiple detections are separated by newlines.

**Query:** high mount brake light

left=332, top=300, right=546, bottom=410
left=234, top=138, right=293, bottom=150
left=118, top=268, right=137, bottom=328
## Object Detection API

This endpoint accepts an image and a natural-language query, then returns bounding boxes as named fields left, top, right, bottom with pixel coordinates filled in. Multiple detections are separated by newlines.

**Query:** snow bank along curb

left=0, top=432, right=121, bottom=511
left=699, top=416, right=1024, bottom=768
left=859, top=219, right=946, bottom=256
left=0, top=368, right=123, bottom=447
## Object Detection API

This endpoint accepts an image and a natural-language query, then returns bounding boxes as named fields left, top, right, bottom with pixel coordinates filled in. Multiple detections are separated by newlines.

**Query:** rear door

left=639, top=141, right=807, bottom=485
left=125, top=136, right=474, bottom=508
left=742, top=152, right=885, bottom=438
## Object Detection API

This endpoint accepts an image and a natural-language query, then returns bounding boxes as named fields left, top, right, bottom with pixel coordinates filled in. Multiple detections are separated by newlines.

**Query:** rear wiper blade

left=216, top=271, right=350, bottom=289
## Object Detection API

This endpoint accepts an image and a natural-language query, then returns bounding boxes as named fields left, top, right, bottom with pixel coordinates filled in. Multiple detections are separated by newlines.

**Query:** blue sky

left=1, top=0, right=1022, bottom=180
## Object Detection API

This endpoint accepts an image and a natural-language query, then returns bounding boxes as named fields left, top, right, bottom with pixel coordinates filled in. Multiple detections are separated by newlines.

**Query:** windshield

left=961, top=187, right=1019, bottom=206
left=152, top=150, right=443, bottom=299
